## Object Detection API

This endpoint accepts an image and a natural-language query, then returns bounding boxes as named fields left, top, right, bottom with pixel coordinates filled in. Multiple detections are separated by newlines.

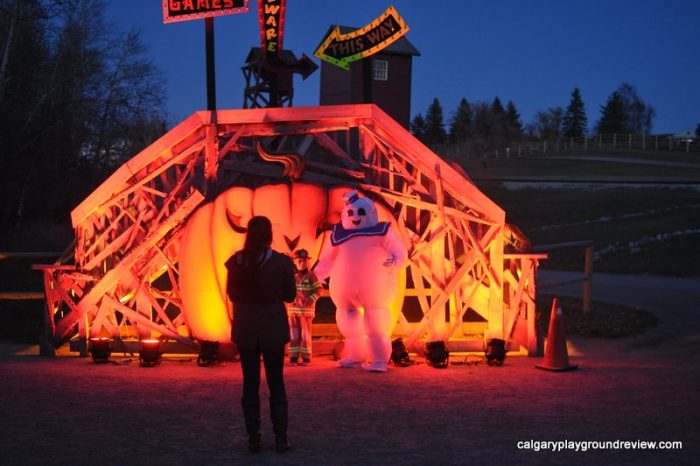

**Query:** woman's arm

left=280, top=255, right=297, bottom=303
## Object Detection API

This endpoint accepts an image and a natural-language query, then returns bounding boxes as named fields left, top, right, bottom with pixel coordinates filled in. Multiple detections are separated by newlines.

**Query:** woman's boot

left=270, top=398, right=292, bottom=453
left=242, top=400, right=261, bottom=453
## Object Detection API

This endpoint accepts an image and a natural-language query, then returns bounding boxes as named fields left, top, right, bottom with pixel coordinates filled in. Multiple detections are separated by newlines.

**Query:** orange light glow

left=140, top=339, right=160, bottom=345
left=178, top=183, right=407, bottom=345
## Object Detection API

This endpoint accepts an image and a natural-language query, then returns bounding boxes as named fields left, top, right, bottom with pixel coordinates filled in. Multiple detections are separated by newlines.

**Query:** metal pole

left=205, top=17, right=216, bottom=111
left=583, top=245, right=593, bottom=313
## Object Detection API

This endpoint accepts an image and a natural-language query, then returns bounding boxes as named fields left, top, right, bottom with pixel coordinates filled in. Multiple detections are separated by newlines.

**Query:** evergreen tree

left=488, top=96, right=510, bottom=144
left=423, top=97, right=447, bottom=144
left=472, top=102, right=493, bottom=139
left=562, top=87, right=588, bottom=137
left=505, top=100, right=523, bottom=139
left=491, top=96, right=505, bottom=117
left=410, top=113, right=426, bottom=142
left=596, top=91, right=628, bottom=134
left=449, top=98, right=472, bottom=143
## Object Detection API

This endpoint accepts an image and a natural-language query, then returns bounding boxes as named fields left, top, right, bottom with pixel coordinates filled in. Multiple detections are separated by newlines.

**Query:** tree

left=472, top=101, right=493, bottom=139
left=410, top=113, right=426, bottom=142
left=596, top=91, right=627, bottom=134
left=89, top=29, right=166, bottom=167
left=505, top=100, right=523, bottom=140
left=530, top=107, right=563, bottom=139
left=491, top=96, right=505, bottom=117
left=562, top=87, right=588, bottom=138
left=423, top=97, right=447, bottom=144
left=449, top=98, right=472, bottom=143
left=617, top=83, right=655, bottom=134
left=696, top=123, right=700, bottom=139
left=0, top=0, right=166, bottom=229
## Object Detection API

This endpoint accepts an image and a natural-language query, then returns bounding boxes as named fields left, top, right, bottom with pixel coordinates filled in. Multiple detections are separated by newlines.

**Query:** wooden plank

left=82, top=222, right=134, bottom=272
left=366, top=105, right=506, bottom=224
left=54, top=191, right=205, bottom=343
left=102, top=295, right=196, bottom=348
left=153, top=156, right=199, bottom=226
left=0, top=292, right=45, bottom=300
left=71, top=112, right=206, bottom=226
left=504, top=263, right=533, bottom=339
left=463, top=222, right=502, bottom=292
left=0, top=252, right=62, bottom=260
left=94, top=140, right=206, bottom=218
left=405, top=259, right=476, bottom=347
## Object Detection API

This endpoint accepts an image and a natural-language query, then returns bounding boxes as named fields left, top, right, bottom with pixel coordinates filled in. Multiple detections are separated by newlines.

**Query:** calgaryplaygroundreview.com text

left=517, top=439, right=683, bottom=452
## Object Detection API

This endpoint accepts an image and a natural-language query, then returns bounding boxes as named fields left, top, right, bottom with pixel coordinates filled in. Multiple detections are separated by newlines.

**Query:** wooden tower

left=242, top=47, right=298, bottom=108
left=319, top=26, right=420, bottom=128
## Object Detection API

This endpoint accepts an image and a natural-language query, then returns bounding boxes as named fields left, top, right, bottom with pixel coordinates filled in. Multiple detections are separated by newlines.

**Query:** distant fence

left=533, top=240, right=594, bottom=314
left=0, top=252, right=61, bottom=301
left=436, top=133, right=700, bottom=160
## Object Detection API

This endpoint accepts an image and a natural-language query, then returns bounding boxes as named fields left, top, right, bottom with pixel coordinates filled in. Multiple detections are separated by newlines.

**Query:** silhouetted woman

left=226, top=216, right=296, bottom=453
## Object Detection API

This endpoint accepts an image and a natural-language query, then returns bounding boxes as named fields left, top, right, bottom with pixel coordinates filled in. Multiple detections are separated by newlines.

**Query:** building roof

left=322, top=25, right=421, bottom=57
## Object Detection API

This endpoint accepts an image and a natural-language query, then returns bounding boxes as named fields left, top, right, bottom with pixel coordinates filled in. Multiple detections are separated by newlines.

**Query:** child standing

left=288, top=249, right=322, bottom=366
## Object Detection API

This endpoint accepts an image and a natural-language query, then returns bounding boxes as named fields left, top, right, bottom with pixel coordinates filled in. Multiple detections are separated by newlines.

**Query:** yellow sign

left=314, top=6, right=409, bottom=70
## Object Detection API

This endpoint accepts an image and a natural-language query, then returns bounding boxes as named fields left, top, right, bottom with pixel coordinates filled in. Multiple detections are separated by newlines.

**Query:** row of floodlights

left=391, top=338, right=507, bottom=368
left=89, top=337, right=220, bottom=367
left=89, top=337, right=507, bottom=368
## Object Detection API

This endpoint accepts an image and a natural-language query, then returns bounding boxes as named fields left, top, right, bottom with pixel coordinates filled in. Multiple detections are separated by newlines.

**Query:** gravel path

left=1, top=271, right=699, bottom=465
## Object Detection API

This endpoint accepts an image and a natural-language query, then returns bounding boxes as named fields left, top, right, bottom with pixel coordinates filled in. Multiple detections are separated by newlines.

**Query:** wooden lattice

left=39, top=104, right=544, bottom=356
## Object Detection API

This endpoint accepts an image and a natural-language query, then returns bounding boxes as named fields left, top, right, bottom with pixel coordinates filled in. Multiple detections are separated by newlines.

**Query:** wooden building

left=319, top=26, right=420, bottom=128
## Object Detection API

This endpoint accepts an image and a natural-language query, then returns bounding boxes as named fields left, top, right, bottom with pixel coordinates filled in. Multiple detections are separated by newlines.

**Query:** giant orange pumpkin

left=178, top=183, right=407, bottom=357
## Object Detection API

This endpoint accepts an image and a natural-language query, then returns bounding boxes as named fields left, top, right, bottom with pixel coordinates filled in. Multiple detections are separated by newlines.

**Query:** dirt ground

left=1, top=271, right=699, bottom=465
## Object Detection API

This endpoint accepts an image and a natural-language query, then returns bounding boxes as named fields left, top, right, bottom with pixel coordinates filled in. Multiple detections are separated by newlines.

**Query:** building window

left=372, top=59, right=388, bottom=81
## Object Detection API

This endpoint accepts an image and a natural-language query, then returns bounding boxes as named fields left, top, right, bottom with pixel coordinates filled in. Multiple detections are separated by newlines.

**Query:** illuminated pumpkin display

left=38, top=105, right=544, bottom=360
left=178, top=183, right=406, bottom=358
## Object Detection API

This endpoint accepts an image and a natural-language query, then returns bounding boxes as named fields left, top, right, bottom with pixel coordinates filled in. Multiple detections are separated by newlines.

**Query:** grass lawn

left=461, top=152, right=700, bottom=276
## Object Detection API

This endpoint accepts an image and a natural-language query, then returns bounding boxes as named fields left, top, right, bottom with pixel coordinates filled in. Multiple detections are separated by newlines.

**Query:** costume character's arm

left=312, top=235, right=338, bottom=282
left=382, top=228, right=408, bottom=268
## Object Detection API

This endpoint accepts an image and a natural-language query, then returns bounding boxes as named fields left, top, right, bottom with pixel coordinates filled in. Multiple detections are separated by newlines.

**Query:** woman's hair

left=241, top=216, right=273, bottom=268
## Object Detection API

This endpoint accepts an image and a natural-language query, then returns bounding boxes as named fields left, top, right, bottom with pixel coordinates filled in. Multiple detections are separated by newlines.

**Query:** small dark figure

left=226, top=216, right=296, bottom=453
left=287, top=249, right=322, bottom=366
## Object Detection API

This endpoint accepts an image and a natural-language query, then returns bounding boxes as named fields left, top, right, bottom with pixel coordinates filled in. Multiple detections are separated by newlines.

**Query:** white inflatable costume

left=314, top=191, right=407, bottom=372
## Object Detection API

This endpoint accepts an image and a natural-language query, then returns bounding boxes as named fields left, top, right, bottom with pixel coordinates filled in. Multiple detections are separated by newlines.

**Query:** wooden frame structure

left=38, top=104, right=544, bottom=357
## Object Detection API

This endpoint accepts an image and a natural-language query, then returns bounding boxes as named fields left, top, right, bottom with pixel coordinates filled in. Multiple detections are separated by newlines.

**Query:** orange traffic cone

left=536, top=298, right=578, bottom=371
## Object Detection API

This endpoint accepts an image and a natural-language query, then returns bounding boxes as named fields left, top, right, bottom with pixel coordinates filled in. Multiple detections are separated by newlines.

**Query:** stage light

left=197, top=340, right=220, bottom=367
left=390, top=338, right=411, bottom=367
left=425, top=340, right=449, bottom=368
left=485, top=338, right=507, bottom=366
left=139, top=339, right=163, bottom=367
left=89, top=337, right=112, bottom=363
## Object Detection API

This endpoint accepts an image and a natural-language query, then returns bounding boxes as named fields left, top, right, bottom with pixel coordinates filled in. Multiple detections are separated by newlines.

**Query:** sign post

left=258, top=0, right=318, bottom=80
left=162, top=0, right=250, bottom=111
left=205, top=17, right=216, bottom=111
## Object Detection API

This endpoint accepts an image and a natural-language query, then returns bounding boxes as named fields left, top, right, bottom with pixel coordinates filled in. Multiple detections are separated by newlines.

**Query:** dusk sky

left=107, top=1, right=700, bottom=134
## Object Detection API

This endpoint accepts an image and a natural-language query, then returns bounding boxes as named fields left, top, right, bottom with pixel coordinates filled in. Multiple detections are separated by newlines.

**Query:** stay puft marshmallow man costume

left=314, top=190, right=407, bottom=372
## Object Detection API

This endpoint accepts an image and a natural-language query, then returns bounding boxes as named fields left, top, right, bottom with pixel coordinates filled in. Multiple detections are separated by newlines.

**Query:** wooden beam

left=103, top=295, right=196, bottom=348
left=54, top=191, right=204, bottom=344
